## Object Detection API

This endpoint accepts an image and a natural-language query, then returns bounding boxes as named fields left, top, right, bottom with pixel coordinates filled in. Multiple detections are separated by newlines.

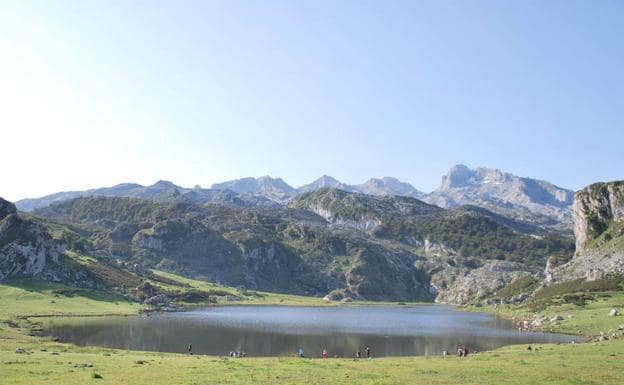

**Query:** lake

left=44, top=305, right=577, bottom=357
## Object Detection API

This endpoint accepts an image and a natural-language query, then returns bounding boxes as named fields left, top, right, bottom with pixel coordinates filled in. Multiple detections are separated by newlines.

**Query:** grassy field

left=2, top=276, right=624, bottom=384
left=0, top=281, right=141, bottom=320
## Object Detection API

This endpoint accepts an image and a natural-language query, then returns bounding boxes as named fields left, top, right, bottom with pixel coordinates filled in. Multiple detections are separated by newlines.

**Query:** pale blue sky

left=1, top=1, right=623, bottom=201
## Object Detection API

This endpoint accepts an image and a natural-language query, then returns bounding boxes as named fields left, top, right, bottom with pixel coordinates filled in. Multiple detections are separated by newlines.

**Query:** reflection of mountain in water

left=44, top=306, right=577, bottom=357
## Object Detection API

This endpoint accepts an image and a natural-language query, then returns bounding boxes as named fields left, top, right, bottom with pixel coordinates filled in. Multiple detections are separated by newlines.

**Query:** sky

left=1, top=0, right=623, bottom=202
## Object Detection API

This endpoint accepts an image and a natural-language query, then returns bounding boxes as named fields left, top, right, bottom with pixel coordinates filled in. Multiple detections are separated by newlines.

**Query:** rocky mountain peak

left=152, top=180, right=177, bottom=188
left=438, top=164, right=475, bottom=190
left=297, top=175, right=349, bottom=194
left=426, top=165, right=575, bottom=230
left=211, top=176, right=295, bottom=202
left=256, top=176, right=295, bottom=192
left=358, top=177, right=423, bottom=198
left=439, top=165, right=514, bottom=190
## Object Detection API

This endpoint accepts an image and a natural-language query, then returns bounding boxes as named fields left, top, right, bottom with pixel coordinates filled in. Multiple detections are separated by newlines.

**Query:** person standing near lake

left=298, top=348, right=305, bottom=358
left=322, top=348, right=328, bottom=359
left=365, top=346, right=371, bottom=359
left=188, top=344, right=192, bottom=355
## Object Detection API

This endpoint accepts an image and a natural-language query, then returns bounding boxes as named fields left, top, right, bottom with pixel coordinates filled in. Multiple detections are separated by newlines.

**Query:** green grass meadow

left=2, top=276, right=624, bottom=385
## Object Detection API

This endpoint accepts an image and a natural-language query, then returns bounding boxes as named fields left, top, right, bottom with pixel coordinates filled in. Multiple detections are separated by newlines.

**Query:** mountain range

left=3, top=173, right=622, bottom=304
left=1, top=185, right=574, bottom=303
left=16, top=165, right=574, bottom=231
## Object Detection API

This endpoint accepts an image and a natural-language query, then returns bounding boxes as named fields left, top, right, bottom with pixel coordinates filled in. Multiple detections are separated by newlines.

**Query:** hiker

left=356, top=350, right=361, bottom=359
left=463, top=346, right=469, bottom=357
left=457, top=347, right=464, bottom=357
left=365, top=346, right=371, bottom=359
left=188, top=344, right=193, bottom=355
left=298, top=348, right=305, bottom=358
left=322, top=348, right=328, bottom=359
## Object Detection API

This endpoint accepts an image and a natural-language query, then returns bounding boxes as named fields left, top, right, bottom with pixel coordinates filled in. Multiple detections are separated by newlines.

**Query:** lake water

left=44, top=305, right=577, bottom=357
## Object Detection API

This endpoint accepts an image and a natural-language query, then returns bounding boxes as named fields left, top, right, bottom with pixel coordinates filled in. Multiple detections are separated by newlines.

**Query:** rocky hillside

left=291, top=188, right=572, bottom=267
left=22, top=188, right=574, bottom=304
left=424, top=164, right=574, bottom=230
left=31, top=196, right=435, bottom=301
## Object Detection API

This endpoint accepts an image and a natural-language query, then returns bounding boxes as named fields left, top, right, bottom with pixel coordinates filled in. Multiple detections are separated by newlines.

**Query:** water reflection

left=45, top=305, right=577, bottom=357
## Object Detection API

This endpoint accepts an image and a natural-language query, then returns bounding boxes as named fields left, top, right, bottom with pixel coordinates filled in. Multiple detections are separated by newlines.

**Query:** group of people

left=356, top=346, right=372, bottom=359
left=189, top=343, right=471, bottom=359
left=299, top=346, right=371, bottom=359
left=457, top=346, right=470, bottom=357
left=188, top=344, right=247, bottom=357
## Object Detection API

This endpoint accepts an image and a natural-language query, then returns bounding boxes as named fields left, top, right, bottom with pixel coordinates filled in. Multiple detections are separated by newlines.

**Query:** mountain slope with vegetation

left=13, top=185, right=573, bottom=304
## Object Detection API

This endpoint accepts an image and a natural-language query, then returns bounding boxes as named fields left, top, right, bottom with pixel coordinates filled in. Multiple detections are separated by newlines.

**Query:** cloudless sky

left=1, top=0, right=623, bottom=201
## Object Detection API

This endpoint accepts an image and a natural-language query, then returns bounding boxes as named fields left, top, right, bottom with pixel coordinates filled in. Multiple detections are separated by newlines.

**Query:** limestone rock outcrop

left=573, top=181, right=624, bottom=254
left=550, top=181, right=624, bottom=282
left=0, top=197, right=66, bottom=280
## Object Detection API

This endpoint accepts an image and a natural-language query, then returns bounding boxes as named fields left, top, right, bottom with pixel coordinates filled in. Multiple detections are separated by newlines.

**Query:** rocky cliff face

left=0, top=197, right=66, bottom=280
left=573, top=181, right=624, bottom=254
